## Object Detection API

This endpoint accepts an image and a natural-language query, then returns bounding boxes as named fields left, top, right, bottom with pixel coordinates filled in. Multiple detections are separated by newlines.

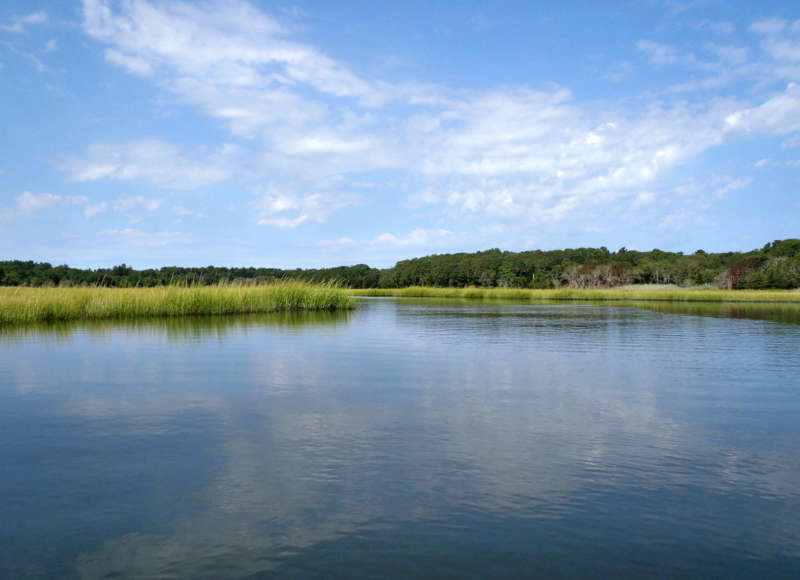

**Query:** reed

left=351, top=286, right=800, bottom=303
left=0, top=281, right=353, bottom=325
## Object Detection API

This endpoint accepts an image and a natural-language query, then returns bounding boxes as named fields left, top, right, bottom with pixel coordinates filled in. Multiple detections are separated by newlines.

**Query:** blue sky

left=1, top=0, right=799, bottom=268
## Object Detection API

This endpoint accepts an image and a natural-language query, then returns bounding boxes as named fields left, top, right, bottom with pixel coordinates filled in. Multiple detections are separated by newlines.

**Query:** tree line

left=1, top=239, right=798, bottom=290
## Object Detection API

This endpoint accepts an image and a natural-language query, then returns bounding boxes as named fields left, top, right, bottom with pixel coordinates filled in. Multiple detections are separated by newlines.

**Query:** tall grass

left=0, top=281, right=353, bottom=325
left=351, top=286, right=800, bottom=303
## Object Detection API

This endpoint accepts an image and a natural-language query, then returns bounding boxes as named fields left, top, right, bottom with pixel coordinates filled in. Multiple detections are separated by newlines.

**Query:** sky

left=1, top=0, right=799, bottom=269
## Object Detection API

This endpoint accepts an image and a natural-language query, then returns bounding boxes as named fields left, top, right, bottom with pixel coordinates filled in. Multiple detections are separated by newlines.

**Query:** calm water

left=1, top=299, right=800, bottom=578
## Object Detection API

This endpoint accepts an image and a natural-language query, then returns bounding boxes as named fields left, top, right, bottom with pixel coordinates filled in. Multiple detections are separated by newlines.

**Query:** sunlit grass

left=351, top=286, right=800, bottom=303
left=0, top=281, right=353, bottom=325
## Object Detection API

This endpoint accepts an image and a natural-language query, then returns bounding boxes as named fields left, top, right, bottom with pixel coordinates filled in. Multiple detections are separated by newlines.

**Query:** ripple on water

left=0, top=299, right=799, bottom=578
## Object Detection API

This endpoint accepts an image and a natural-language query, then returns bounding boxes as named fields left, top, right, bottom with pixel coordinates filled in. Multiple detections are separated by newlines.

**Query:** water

left=1, top=299, right=799, bottom=578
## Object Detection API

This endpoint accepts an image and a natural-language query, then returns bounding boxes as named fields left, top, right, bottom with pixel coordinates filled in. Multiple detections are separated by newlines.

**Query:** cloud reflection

left=2, top=301, right=799, bottom=577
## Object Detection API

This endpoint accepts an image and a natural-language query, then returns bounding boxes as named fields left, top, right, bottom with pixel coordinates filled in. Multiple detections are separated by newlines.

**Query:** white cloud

left=282, top=133, right=375, bottom=156
left=636, top=40, right=678, bottom=65
left=697, top=20, right=735, bottom=36
left=60, top=140, right=234, bottom=190
left=760, top=37, right=800, bottom=64
left=114, top=196, right=162, bottom=213
left=370, top=228, right=452, bottom=247
left=748, top=18, right=800, bottom=76
left=79, top=0, right=403, bottom=196
left=85, top=201, right=109, bottom=217
left=104, top=48, right=153, bottom=76
left=713, top=177, right=752, bottom=198
left=315, top=237, right=356, bottom=249
left=724, top=83, right=800, bottom=134
left=173, top=205, right=206, bottom=218
left=782, top=133, right=800, bottom=149
left=1, top=41, right=47, bottom=73
left=603, top=60, right=634, bottom=82
left=70, top=1, right=800, bottom=237
left=418, top=88, right=725, bottom=183
left=0, top=11, right=48, bottom=33
left=750, top=18, right=787, bottom=36
left=84, top=197, right=163, bottom=219
left=658, top=209, right=711, bottom=231
left=705, top=43, right=748, bottom=65
left=252, top=191, right=358, bottom=228
left=18, top=191, right=86, bottom=213
left=81, top=0, right=386, bottom=115
left=754, top=158, right=770, bottom=168
left=632, top=192, right=657, bottom=208
left=100, top=228, right=192, bottom=247
left=409, top=88, right=736, bottom=223
left=1, top=191, right=88, bottom=220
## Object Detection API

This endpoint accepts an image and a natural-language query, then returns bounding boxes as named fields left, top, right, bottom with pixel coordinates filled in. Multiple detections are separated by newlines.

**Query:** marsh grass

left=0, top=281, right=352, bottom=325
left=351, top=286, right=800, bottom=303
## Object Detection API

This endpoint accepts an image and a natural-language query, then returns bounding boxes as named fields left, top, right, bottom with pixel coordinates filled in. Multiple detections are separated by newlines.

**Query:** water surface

left=1, top=299, right=799, bottom=578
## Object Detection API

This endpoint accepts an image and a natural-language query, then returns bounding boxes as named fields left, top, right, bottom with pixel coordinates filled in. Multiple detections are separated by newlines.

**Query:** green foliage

left=0, top=261, right=382, bottom=289
left=376, top=240, right=799, bottom=290
left=0, top=282, right=353, bottom=325
left=1, top=238, right=798, bottom=290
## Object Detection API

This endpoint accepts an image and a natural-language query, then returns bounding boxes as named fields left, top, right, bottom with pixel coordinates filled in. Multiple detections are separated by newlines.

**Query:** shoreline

left=350, top=286, right=800, bottom=303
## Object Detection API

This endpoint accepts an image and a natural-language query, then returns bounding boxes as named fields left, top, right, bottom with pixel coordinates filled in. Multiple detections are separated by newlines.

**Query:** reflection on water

left=380, top=295, right=800, bottom=325
left=1, top=299, right=799, bottom=578
left=0, top=309, right=352, bottom=343
left=625, top=300, right=800, bottom=325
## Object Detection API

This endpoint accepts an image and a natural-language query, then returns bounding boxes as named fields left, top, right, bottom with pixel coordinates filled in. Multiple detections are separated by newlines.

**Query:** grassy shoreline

left=0, top=282, right=353, bottom=325
left=351, top=286, right=800, bottom=303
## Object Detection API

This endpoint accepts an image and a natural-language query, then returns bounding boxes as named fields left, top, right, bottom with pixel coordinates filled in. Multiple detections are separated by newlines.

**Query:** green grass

left=0, top=281, right=353, bottom=325
left=351, top=286, right=800, bottom=303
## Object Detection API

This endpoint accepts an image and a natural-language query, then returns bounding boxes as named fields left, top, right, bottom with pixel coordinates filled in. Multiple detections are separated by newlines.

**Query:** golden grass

left=351, top=286, right=800, bottom=303
left=0, top=281, right=353, bottom=325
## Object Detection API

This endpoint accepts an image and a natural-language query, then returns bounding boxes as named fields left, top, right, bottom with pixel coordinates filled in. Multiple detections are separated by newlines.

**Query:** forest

left=1, top=239, right=798, bottom=290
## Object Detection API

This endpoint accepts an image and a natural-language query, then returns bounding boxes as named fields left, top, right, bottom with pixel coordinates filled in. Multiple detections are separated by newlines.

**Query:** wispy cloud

left=0, top=11, right=48, bottom=33
left=60, top=140, right=235, bottom=190
left=704, top=42, right=748, bottom=65
left=603, top=60, right=635, bottom=82
left=724, top=82, right=800, bottom=135
left=85, top=196, right=164, bottom=220
left=81, top=0, right=388, bottom=128
left=713, top=177, right=752, bottom=198
left=114, top=196, right=162, bottom=213
left=696, top=19, right=735, bottom=36
left=84, top=201, right=109, bottom=217
left=408, top=87, right=742, bottom=223
left=632, top=192, right=657, bottom=209
left=370, top=228, right=452, bottom=247
left=82, top=0, right=379, bottom=100
left=67, top=1, right=800, bottom=246
left=658, top=208, right=712, bottom=231
left=173, top=205, right=206, bottom=218
left=100, top=227, right=192, bottom=247
left=636, top=40, right=679, bottom=65
left=2, top=191, right=88, bottom=220
left=749, top=18, right=787, bottom=36
left=1, top=40, right=48, bottom=72
left=252, top=191, right=359, bottom=228
left=315, top=236, right=356, bottom=249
